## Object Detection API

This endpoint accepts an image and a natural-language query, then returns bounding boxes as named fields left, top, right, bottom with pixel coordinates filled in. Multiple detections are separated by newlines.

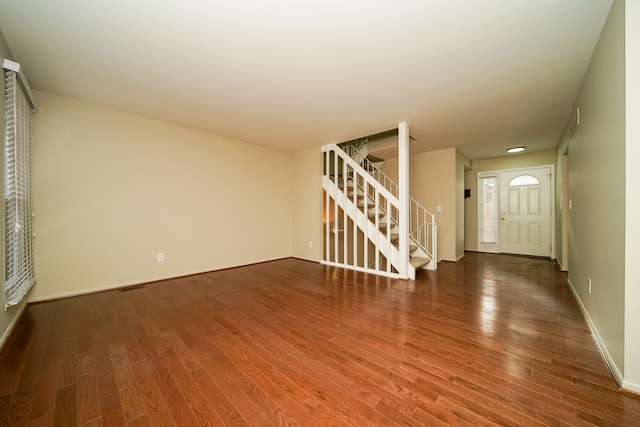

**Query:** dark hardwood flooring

left=1, top=253, right=639, bottom=426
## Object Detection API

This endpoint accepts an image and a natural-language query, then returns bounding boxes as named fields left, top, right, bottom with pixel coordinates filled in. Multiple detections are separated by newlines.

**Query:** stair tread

left=391, top=241, right=418, bottom=252
left=348, top=193, right=365, bottom=199
left=410, top=257, right=431, bottom=269
left=330, top=147, right=436, bottom=275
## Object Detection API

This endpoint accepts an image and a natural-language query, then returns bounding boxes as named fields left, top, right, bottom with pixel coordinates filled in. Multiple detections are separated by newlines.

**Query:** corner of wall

left=292, top=146, right=323, bottom=262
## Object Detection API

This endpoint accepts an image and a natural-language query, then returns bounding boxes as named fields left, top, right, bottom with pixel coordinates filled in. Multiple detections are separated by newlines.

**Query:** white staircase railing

left=323, top=144, right=403, bottom=278
left=341, top=143, right=437, bottom=270
left=322, top=143, right=437, bottom=279
left=410, top=198, right=437, bottom=265
left=343, top=144, right=398, bottom=199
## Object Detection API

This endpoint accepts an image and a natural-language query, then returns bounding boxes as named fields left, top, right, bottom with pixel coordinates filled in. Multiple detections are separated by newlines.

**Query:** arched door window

left=509, top=174, right=540, bottom=186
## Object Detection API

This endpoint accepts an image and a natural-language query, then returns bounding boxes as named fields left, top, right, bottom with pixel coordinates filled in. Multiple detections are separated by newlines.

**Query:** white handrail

left=341, top=144, right=437, bottom=267
left=343, top=145, right=399, bottom=198
left=326, top=144, right=398, bottom=202
left=323, top=142, right=437, bottom=274
left=322, top=144, right=401, bottom=277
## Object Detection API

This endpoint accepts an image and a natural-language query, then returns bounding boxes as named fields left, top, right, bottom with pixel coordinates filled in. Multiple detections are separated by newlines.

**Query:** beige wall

left=464, top=150, right=556, bottom=251
left=414, top=148, right=458, bottom=262
left=0, top=30, right=29, bottom=349
left=555, top=0, right=627, bottom=386
left=30, top=91, right=293, bottom=301
left=624, top=0, right=640, bottom=391
left=291, top=146, right=322, bottom=261
left=382, top=148, right=458, bottom=262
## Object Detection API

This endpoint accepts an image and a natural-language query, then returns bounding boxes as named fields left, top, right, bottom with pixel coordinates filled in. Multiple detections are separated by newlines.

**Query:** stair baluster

left=322, top=143, right=437, bottom=280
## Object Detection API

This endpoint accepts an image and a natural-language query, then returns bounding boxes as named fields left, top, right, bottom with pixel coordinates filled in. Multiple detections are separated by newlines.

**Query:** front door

left=499, top=167, right=552, bottom=257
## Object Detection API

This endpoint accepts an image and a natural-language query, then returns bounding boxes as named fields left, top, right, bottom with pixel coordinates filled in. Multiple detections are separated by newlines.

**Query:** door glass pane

left=509, top=174, right=539, bottom=186
left=479, top=176, right=497, bottom=244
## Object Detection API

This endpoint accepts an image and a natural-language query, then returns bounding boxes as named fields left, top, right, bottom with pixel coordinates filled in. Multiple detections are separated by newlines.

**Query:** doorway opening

left=477, top=166, right=554, bottom=258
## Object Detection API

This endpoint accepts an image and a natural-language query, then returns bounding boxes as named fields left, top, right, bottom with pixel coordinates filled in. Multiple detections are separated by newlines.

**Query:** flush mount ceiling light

left=506, top=146, right=525, bottom=153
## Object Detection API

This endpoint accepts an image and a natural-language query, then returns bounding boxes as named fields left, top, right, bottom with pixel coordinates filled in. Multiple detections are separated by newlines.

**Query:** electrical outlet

left=156, top=252, right=164, bottom=262
left=436, top=205, right=442, bottom=212
left=588, top=278, right=592, bottom=294
left=308, top=241, right=313, bottom=248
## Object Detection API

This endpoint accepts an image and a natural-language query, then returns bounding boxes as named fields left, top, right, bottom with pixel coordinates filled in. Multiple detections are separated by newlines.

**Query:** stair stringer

left=341, top=143, right=437, bottom=272
left=323, top=176, right=416, bottom=279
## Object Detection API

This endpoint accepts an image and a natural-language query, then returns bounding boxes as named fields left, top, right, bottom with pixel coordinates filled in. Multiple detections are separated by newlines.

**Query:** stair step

left=338, top=182, right=354, bottom=190
left=390, top=234, right=415, bottom=246
left=390, top=239, right=418, bottom=253
left=410, top=257, right=431, bottom=270
left=357, top=200, right=375, bottom=208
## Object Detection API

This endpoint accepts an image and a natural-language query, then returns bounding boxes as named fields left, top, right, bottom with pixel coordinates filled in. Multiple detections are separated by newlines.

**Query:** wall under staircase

left=322, top=142, right=436, bottom=280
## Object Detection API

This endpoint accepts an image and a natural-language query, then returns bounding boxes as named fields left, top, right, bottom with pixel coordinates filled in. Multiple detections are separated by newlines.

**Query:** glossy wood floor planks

left=1, top=253, right=639, bottom=426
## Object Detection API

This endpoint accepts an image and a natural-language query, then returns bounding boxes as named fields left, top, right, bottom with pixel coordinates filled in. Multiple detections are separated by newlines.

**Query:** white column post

left=398, top=122, right=410, bottom=279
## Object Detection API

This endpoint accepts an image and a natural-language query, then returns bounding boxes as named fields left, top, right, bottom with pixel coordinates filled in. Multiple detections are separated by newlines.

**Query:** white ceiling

left=0, top=0, right=612, bottom=160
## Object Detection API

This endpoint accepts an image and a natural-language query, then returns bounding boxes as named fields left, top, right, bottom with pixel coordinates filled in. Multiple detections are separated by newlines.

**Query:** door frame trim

left=477, top=165, right=555, bottom=259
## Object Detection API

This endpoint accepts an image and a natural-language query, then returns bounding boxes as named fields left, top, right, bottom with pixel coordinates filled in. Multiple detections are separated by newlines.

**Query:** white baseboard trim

left=0, top=302, right=27, bottom=352
left=26, top=275, right=176, bottom=303
left=622, top=379, right=640, bottom=394
left=566, top=278, right=624, bottom=387
left=455, top=253, right=466, bottom=262
left=555, top=257, right=568, bottom=272
left=26, top=258, right=290, bottom=304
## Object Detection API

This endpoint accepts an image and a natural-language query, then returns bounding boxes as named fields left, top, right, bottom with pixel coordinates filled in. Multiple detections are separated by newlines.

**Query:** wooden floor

left=1, top=253, right=639, bottom=426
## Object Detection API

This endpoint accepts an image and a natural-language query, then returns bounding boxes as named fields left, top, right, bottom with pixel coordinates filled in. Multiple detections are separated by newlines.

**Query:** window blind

left=3, top=60, right=37, bottom=308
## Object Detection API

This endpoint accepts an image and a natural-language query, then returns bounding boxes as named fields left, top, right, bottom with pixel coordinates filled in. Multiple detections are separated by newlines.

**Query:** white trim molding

left=566, top=278, right=626, bottom=389
left=0, top=302, right=27, bottom=352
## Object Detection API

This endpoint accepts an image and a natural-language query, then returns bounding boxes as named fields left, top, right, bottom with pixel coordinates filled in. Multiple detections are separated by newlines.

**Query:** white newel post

left=398, top=122, right=410, bottom=279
